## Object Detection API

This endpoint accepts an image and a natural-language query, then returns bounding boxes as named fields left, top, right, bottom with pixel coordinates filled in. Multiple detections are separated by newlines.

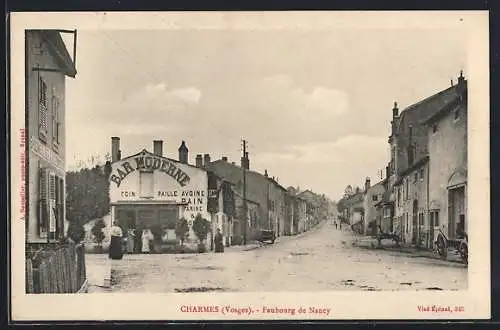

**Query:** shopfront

left=108, top=148, right=211, bottom=249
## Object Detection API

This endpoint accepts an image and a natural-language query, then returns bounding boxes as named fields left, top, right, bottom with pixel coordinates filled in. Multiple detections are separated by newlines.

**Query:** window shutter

left=38, top=168, right=49, bottom=236
left=49, top=172, right=57, bottom=234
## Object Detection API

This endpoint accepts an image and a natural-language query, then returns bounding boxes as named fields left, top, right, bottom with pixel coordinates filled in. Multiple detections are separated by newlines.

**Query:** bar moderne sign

left=110, top=151, right=191, bottom=187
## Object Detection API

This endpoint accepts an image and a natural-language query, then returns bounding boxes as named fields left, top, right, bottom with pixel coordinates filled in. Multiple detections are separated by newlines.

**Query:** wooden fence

left=26, top=243, right=87, bottom=294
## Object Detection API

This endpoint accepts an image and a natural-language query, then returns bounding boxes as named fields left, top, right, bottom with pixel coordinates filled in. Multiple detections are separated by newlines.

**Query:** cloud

left=257, top=135, right=387, bottom=164
left=170, top=87, right=202, bottom=104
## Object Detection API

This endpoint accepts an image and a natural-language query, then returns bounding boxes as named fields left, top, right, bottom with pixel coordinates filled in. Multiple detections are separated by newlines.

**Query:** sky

left=62, top=27, right=466, bottom=201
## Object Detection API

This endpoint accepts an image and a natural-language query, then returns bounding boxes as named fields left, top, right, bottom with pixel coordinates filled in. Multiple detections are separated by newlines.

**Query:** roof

left=38, top=30, right=77, bottom=77
left=396, top=83, right=463, bottom=134
left=394, top=156, right=429, bottom=186
left=422, top=89, right=466, bottom=125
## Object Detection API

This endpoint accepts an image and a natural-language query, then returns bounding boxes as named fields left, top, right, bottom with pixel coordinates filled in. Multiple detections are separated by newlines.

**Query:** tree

left=91, top=219, right=106, bottom=252
left=175, top=217, right=189, bottom=246
left=192, top=213, right=211, bottom=252
left=67, top=219, right=85, bottom=244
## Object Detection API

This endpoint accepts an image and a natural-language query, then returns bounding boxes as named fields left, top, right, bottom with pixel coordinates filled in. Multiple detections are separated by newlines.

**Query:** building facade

left=362, top=177, right=386, bottom=236
left=393, top=157, right=430, bottom=247
left=426, top=73, right=467, bottom=245
left=107, top=139, right=232, bottom=250
left=26, top=30, right=77, bottom=244
left=380, top=74, right=465, bottom=245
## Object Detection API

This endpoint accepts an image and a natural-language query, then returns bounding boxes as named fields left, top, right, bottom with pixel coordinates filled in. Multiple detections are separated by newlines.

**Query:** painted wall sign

left=109, top=151, right=191, bottom=188
left=29, top=137, right=65, bottom=174
left=109, top=150, right=210, bottom=222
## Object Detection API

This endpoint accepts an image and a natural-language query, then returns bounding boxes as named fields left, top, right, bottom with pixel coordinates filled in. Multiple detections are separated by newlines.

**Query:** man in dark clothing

left=214, top=228, right=224, bottom=253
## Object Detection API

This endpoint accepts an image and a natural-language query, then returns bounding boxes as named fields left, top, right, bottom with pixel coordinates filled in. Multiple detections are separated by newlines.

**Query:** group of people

left=108, top=221, right=156, bottom=260
left=108, top=221, right=226, bottom=259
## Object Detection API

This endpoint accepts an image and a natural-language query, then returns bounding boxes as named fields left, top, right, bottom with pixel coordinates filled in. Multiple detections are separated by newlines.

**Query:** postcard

left=10, top=11, right=490, bottom=321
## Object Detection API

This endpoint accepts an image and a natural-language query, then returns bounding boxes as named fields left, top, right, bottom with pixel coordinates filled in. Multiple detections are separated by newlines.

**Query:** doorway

left=412, top=200, right=418, bottom=244
left=448, top=186, right=465, bottom=239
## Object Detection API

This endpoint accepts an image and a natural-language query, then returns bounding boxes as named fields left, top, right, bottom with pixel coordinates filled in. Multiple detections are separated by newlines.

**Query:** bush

left=175, top=217, right=189, bottom=246
left=91, top=219, right=106, bottom=247
left=67, top=221, right=85, bottom=243
left=192, top=213, right=210, bottom=242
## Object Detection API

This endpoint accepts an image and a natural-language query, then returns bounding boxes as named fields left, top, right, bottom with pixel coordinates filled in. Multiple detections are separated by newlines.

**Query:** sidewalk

left=225, top=241, right=263, bottom=252
left=351, top=235, right=463, bottom=263
left=84, top=253, right=112, bottom=292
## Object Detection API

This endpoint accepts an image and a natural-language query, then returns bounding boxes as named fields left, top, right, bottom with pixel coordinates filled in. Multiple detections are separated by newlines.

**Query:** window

left=454, top=109, right=460, bottom=120
left=38, top=168, right=49, bottom=237
left=372, top=195, right=378, bottom=202
left=414, top=172, right=418, bottom=183
left=432, top=124, right=438, bottom=134
left=418, top=212, right=424, bottom=226
left=52, top=95, right=61, bottom=146
left=139, top=171, right=154, bottom=198
left=419, top=168, right=424, bottom=181
left=38, top=77, right=48, bottom=141
left=430, top=210, right=440, bottom=227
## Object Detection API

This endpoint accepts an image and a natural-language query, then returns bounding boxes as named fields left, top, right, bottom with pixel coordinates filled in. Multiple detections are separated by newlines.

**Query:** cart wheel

left=436, top=235, right=447, bottom=260
left=460, top=243, right=468, bottom=265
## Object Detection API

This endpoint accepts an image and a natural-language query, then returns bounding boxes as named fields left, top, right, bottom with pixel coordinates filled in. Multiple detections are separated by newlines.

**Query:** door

left=429, top=212, right=434, bottom=248
left=412, top=200, right=418, bottom=244
left=448, top=187, right=465, bottom=239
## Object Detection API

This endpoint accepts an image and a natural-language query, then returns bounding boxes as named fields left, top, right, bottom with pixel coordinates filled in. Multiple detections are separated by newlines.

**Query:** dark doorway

left=412, top=200, right=418, bottom=244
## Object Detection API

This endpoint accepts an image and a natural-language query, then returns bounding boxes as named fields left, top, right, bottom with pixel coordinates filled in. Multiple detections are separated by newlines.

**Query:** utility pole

left=242, top=139, right=247, bottom=245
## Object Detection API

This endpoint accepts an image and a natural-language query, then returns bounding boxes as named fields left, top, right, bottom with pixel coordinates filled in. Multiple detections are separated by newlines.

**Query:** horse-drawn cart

left=434, top=228, right=468, bottom=265
left=373, top=225, right=401, bottom=247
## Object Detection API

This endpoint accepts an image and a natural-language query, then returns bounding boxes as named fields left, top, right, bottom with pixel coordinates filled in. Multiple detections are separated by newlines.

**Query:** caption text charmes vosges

left=180, top=305, right=331, bottom=316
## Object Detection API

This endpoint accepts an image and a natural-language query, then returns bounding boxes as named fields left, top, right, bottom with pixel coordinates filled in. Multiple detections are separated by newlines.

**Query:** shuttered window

left=38, top=168, right=48, bottom=236
left=38, top=77, right=48, bottom=141
left=52, top=95, right=61, bottom=145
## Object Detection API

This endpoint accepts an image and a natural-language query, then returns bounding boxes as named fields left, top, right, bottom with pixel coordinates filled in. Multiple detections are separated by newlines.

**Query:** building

left=233, top=191, right=260, bottom=245
left=26, top=30, right=77, bottom=244
left=362, top=177, right=386, bottom=236
left=107, top=138, right=233, bottom=251
left=425, top=72, right=467, bottom=247
left=379, top=72, right=466, bottom=247
left=393, top=157, right=429, bottom=246
left=207, top=154, right=290, bottom=241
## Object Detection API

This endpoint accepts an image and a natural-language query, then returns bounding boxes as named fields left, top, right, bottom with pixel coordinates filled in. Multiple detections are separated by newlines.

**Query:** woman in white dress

left=141, top=228, right=153, bottom=253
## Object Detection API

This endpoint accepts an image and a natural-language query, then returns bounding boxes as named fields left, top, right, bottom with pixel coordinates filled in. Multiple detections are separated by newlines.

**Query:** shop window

left=139, top=171, right=154, bottom=198
left=38, top=77, right=48, bottom=142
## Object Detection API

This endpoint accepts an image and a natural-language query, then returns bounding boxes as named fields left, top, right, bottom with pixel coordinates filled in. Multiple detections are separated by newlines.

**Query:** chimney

left=221, top=156, right=228, bottom=162
left=178, top=141, right=188, bottom=164
left=264, top=169, right=268, bottom=177
left=203, top=154, right=211, bottom=167
left=111, top=137, right=121, bottom=162
left=153, top=140, right=163, bottom=157
left=195, top=154, right=203, bottom=167
left=392, top=101, right=399, bottom=118
left=457, top=70, right=467, bottom=101
left=241, top=151, right=250, bottom=170
left=365, top=177, right=371, bottom=192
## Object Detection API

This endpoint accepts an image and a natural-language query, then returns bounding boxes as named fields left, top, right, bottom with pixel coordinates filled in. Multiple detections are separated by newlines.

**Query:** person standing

left=109, top=221, right=124, bottom=260
left=126, top=229, right=135, bottom=254
left=214, top=228, right=224, bottom=253
left=141, top=228, right=153, bottom=254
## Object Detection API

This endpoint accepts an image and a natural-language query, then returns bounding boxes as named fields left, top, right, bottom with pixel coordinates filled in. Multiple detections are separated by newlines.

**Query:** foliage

left=91, top=219, right=106, bottom=245
left=192, top=213, right=211, bottom=242
left=175, top=217, right=189, bottom=245
left=150, top=224, right=164, bottom=243
left=67, top=220, right=85, bottom=243
left=66, top=162, right=111, bottom=227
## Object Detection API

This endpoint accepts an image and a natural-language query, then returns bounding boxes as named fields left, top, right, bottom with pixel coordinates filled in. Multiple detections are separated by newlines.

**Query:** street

left=110, top=221, right=467, bottom=293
